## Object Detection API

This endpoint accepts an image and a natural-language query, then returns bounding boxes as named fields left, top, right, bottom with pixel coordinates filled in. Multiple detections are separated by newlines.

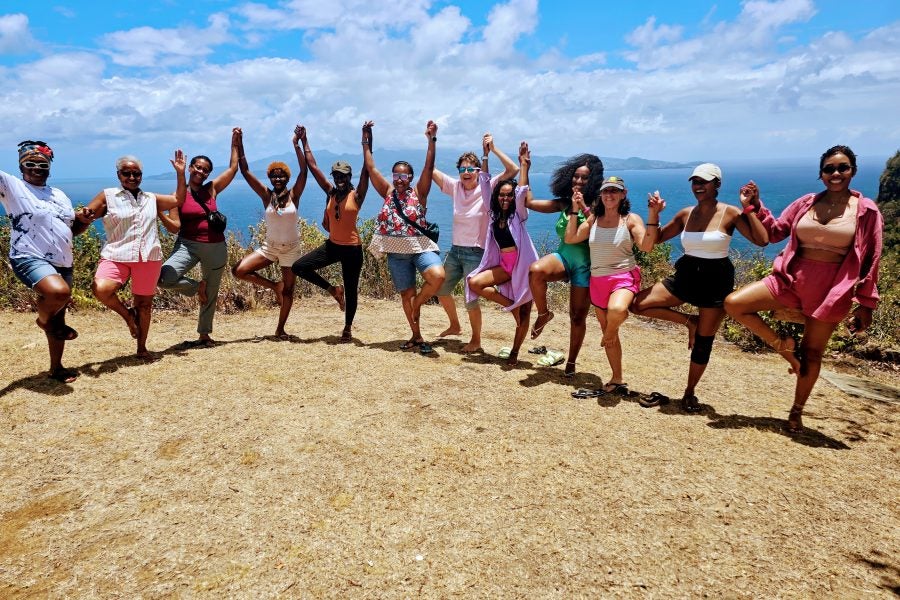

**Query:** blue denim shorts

left=438, top=244, right=484, bottom=307
left=10, top=255, right=74, bottom=289
left=387, top=251, right=442, bottom=291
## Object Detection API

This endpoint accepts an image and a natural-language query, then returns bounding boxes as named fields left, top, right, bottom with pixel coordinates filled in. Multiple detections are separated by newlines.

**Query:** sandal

left=681, top=394, right=702, bottom=413
left=564, top=361, right=576, bottom=378
left=48, top=366, right=78, bottom=383
left=339, top=328, right=353, bottom=343
left=638, top=391, right=670, bottom=408
left=536, top=350, right=565, bottom=367
left=530, top=311, right=554, bottom=340
left=419, top=342, right=434, bottom=355
left=770, top=335, right=800, bottom=375
left=36, top=318, right=78, bottom=341
left=786, top=404, right=804, bottom=434
left=602, top=382, right=629, bottom=395
left=497, top=347, right=512, bottom=359
left=528, top=345, right=547, bottom=355
left=571, top=387, right=603, bottom=399
left=400, top=339, right=422, bottom=350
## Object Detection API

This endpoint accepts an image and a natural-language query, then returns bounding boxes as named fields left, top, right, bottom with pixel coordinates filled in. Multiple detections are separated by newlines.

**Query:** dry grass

left=1, top=298, right=899, bottom=598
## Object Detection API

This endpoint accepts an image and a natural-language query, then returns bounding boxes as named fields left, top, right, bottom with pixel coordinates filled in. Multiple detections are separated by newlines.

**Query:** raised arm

left=415, top=120, right=437, bottom=205
left=156, top=149, right=188, bottom=210
left=649, top=191, right=685, bottom=244
left=479, top=137, right=492, bottom=211
left=289, top=125, right=309, bottom=203
left=639, top=190, right=666, bottom=248
left=563, top=193, right=593, bottom=243
left=301, top=125, right=332, bottom=195
left=731, top=181, right=768, bottom=246
left=234, top=129, right=269, bottom=203
left=211, top=127, right=240, bottom=194
left=362, top=120, right=391, bottom=198
left=515, top=141, right=530, bottom=222
left=488, top=133, right=520, bottom=180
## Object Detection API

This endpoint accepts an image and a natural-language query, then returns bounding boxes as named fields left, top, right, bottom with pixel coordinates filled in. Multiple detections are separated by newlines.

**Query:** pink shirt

left=438, top=171, right=501, bottom=248
left=757, top=190, right=882, bottom=318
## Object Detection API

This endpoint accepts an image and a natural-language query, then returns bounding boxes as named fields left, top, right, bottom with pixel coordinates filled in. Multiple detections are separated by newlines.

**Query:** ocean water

left=4, top=157, right=886, bottom=260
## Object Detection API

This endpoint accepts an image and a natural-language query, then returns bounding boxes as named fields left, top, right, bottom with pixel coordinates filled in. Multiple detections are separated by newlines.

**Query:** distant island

left=146, top=149, right=699, bottom=180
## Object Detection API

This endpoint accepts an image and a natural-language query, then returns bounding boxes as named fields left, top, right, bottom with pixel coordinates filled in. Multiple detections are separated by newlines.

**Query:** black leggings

left=292, top=240, right=363, bottom=328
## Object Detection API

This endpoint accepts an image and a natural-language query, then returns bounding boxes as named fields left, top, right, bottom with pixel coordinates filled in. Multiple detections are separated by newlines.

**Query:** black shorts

left=662, top=255, right=734, bottom=308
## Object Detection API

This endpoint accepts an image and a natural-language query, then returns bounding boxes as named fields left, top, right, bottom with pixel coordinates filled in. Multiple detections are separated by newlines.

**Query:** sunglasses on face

left=119, top=170, right=142, bottom=179
left=458, top=166, right=479, bottom=174
left=392, top=172, right=413, bottom=182
left=22, top=161, right=50, bottom=171
left=821, top=163, right=852, bottom=175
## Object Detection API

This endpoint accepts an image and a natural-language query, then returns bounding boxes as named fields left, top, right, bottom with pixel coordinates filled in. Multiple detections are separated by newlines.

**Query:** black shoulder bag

left=193, top=185, right=227, bottom=233
left=390, top=190, right=438, bottom=243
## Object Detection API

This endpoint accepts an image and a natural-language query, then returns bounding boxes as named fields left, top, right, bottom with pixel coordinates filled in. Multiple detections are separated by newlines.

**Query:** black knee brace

left=691, top=334, right=715, bottom=365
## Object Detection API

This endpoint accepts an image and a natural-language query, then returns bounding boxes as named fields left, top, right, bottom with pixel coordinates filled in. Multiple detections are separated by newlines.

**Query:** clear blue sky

left=1, top=0, right=898, bottom=177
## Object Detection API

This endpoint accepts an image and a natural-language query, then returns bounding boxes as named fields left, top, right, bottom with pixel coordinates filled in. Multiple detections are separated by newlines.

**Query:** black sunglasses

left=821, top=163, right=852, bottom=175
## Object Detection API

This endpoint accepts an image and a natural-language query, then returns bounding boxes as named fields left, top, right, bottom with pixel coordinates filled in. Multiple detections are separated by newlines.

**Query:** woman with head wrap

left=1, top=141, right=83, bottom=382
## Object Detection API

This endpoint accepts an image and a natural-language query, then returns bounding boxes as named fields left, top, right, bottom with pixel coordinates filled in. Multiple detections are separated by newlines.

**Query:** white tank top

left=589, top=217, right=637, bottom=276
left=681, top=207, right=731, bottom=259
left=264, top=191, right=300, bottom=244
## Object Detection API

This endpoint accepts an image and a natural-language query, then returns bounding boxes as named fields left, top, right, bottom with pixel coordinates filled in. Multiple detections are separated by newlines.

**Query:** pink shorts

left=499, top=249, right=518, bottom=275
left=763, top=257, right=848, bottom=323
left=589, top=267, right=641, bottom=309
left=95, top=258, right=162, bottom=296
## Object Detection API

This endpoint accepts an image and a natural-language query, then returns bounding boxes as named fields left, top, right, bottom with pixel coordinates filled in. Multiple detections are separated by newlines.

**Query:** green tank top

left=554, top=210, right=590, bottom=267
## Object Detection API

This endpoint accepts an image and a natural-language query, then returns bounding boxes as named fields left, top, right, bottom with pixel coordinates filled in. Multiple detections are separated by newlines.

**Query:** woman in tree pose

left=158, top=129, right=240, bottom=346
left=564, top=176, right=656, bottom=395
left=291, top=124, right=369, bottom=342
left=630, top=164, right=768, bottom=412
left=78, top=151, right=187, bottom=359
left=365, top=120, right=445, bottom=355
left=725, top=147, right=882, bottom=433
left=526, top=154, right=604, bottom=375
left=465, top=138, right=538, bottom=366
left=232, top=126, right=308, bottom=338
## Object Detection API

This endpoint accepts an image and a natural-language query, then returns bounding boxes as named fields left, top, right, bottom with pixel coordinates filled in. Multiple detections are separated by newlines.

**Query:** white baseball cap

left=689, top=163, right=722, bottom=182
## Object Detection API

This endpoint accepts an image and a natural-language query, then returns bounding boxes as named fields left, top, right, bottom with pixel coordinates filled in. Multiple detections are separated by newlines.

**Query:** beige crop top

left=795, top=207, right=856, bottom=256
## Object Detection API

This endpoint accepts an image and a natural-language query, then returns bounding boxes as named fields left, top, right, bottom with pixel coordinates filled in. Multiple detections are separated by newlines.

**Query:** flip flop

left=36, top=318, right=78, bottom=341
left=400, top=339, right=422, bottom=350
left=638, top=391, right=670, bottom=408
left=497, top=347, right=512, bottom=359
left=602, top=382, right=629, bottom=395
left=528, top=346, right=547, bottom=355
left=419, top=342, right=434, bottom=355
left=571, top=388, right=603, bottom=399
left=681, top=394, right=702, bottom=413
left=537, top=350, right=565, bottom=367
left=48, top=366, right=78, bottom=383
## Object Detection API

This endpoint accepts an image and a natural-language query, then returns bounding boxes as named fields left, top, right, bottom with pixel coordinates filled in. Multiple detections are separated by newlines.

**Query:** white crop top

left=680, top=207, right=731, bottom=259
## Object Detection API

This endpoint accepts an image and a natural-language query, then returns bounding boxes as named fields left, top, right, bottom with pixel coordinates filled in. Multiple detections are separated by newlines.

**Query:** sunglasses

left=392, top=172, right=413, bottom=182
left=458, top=166, right=479, bottom=174
left=821, top=163, right=852, bottom=175
left=119, top=170, right=142, bottom=179
left=22, top=161, right=50, bottom=171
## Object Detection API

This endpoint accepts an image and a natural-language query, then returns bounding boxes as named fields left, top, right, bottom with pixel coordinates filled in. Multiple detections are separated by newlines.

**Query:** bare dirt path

left=2, top=298, right=898, bottom=597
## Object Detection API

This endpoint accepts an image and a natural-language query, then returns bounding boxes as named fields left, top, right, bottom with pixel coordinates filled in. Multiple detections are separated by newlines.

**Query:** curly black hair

left=549, top=154, right=604, bottom=206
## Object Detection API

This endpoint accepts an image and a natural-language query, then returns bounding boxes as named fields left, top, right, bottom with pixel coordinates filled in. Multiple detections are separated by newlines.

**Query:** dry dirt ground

left=1, top=297, right=898, bottom=598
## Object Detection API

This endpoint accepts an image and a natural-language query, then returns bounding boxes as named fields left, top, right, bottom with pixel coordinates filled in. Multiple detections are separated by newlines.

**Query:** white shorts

left=257, top=240, right=303, bottom=267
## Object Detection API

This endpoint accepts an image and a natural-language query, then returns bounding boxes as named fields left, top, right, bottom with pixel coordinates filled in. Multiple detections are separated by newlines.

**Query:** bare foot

left=198, top=280, right=208, bottom=306
left=461, top=341, right=482, bottom=353
left=506, top=350, right=519, bottom=366
left=136, top=350, right=158, bottom=362
left=601, top=330, right=618, bottom=347
left=686, top=314, right=698, bottom=349
left=771, top=335, right=801, bottom=374
left=331, top=285, right=345, bottom=312
left=531, top=311, right=554, bottom=340
left=126, top=307, right=139, bottom=339
left=438, top=326, right=462, bottom=337
left=274, top=280, right=285, bottom=307
left=787, top=404, right=804, bottom=434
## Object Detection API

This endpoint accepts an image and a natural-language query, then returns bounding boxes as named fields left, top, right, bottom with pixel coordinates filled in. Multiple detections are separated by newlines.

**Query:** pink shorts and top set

left=757, top=190, right=882, bottom=323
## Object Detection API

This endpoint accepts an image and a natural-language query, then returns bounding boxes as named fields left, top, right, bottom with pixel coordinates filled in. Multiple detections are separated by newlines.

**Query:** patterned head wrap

left=18, top=140, right=54, bottom=163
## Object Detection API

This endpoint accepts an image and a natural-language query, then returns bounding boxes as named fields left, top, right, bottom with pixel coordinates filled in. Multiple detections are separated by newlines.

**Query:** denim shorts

left=438, top=244, right=485, bottom=307
left=10, top=255, right=73, bottom=289
left=387, top=251, right=442, bottom=291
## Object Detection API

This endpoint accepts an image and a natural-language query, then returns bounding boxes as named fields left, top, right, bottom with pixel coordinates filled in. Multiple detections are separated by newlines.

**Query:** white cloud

left=99, top=13, right=233, bottom=67
left=0, top=13, right=38, bottom=54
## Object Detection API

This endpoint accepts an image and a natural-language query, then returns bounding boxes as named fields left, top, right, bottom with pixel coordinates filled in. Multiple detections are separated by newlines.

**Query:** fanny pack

left=391, top=191, right=438, bottom=243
